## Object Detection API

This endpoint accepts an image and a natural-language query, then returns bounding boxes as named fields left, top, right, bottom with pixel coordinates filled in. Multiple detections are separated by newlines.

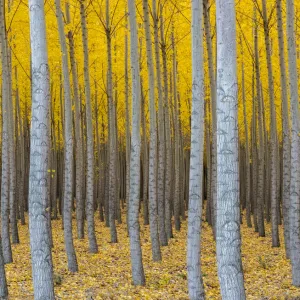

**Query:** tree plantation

left=1, top=0, right=300, bottom=299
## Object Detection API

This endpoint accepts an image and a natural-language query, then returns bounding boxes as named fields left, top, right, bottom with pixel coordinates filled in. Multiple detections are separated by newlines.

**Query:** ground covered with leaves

left=5, top=214, right=300, bottom=299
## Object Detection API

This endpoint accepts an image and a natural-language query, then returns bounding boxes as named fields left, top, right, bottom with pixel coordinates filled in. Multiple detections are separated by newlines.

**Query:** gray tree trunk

left=0, top=0, right=13, bottom=264
left=187, top=0, right=205, bottom=298
left=28, top=0, right=55, bottom=296
left=80, top=0, right=98, bottom=253
left=261, top=0, right=280, bottom=247
left=254, top=20, right=265, bottom=237
left=55, top=0, right=78, bottom=272
left=127, top=0, right=146, bottom=286
left=152, top=0, right=167, bottom=247
left=172, top=33, right=181, bottom=232
left=276, top=0, right=291, bottom=258
left=287, top=0, right=300, bottom=287
left=240, top=38, right=251, bottom=228
left=142, top=0, right=161, bottom=261
left=203, top=0, right=217, bottom=236
left=0, top=237, right=8, bottom=299
left=67, top=24, right=84, bottom=240
left=216, top=0, right=246, bottom=298
left=106, top=0, right=118, bottom=243
left=160, top=12, right=173, bottom=240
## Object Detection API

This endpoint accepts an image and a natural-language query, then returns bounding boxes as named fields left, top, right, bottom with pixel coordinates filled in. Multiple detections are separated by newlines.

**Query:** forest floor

left=5, top=213, right=300, bottom=299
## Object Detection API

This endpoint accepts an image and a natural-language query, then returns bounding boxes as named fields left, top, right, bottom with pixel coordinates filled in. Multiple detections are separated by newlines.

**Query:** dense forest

left=0, top=0, right=300, bottom=299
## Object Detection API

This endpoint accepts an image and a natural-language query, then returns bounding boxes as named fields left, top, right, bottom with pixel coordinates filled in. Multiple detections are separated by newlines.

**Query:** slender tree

left=28, top=0, right=55, bottom=296
left=287, top=0, right=300, bottom=287
left=216, top=0, right=246, bottom=298
left=55, top=0, right=78, bottom=272
left=80, top=0, right=98, bottom=253
left=0, top=237, right=8, bottom=299
left=127, top=0, right=146, bottom=286
left=142, top=0, right=162, bottom=261
left=187, top=0, right=205, bottom=298
left=0, top=0, right=13, bottom=264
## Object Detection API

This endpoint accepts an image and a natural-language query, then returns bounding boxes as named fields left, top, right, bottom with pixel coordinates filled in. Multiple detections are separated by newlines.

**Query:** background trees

left=1, top=0, right=300, bottom=298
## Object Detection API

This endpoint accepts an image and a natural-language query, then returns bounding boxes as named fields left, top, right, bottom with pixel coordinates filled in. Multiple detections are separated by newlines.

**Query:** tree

left=0, top=0, right=13, bottom=264
left=142, top=0, right=161, bottom=262
left=287, top=0, right=300, bottom=287
left=55, top=0, right=78, bottom=272
left=80, top=0, right=98, bottom=253
left=127, top=0, right=146, bottom=286
left=0, top=237, right=8, bottom=299
left=260, top=0, right=280, bottom=247
left=28, top=0, right=55, bottom=297
left=215, top=0, right=246, bottom=298
left=187, top=0, right=205, bottom=298
left=276, top=0, right=290, bottom=258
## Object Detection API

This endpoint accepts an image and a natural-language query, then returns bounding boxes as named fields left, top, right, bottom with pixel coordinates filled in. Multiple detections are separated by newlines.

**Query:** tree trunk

left=142, top=0, right=161, bottom=261
left=203, top=0, right=217, bottom=236
left=240, top=37, right=251, bottom=228
left=160, top=12, right=173, bottom=240
left=152, top=0, right=167, bottom=247
left=261, top=0, right=280, bottom=247
left=216, top=0, right=246, bottom=298
left=80, top=0, right=98, bottom=253
left=187, top=0, right=205, bottom=298
left=254, top=18, right=265, bottom=237
left=287, top=0, right=300, bottom=286
left=0, top=0, right=13, bottom=264
left=276, top=0, right=290, bottom=258
left=68, top=28, right=84, bottom=239
left=127, top=0, right=146, bottom=286
left=55, top=0, right=78, bottom=272
left=28, top=0, right=55, bottom=296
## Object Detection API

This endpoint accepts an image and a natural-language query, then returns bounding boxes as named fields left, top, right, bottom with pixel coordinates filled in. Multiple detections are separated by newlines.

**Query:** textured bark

left=205, top=100, right=212, bottom=225
left=240, top=39, right=251, bottom=228
left=203, top=0, right=217, bottom=236
left=0, top=237, right=8, bottom=299
left=80, top=0, right=98, bottom=253
left=254, top=21, right=265, bottom=237
left=55, top=0, right=78, bottom=272
left=276, top=0, right=291, bottom=259
left=125, top=30, right=131, bottom=229
left=127, top=0, right=146, bottom=286
left=172, top=33, right=181, bottom=232
left=28, top=0, right=55, bottom=296
left=251, top=73, right=258, bottom=233
left=287, top=0, right=300, bottom=286
left=187, top=0, right=205, bottom=298
left=142, top=0, right=161, bottom=261
left=152, top=0, right=167, bottom=247
left=261, top=0, right=280, bottom=247
left=106, top=0, right=118, bottom=243
left=160, top=14, right=173, bottom=240
left=0, top=0, right=13, bottom=264
left=216, top=0, right=246, bottom=298
left=141, top=81, right=149, bottom=226
left=68, top=29, right=84, bottom=239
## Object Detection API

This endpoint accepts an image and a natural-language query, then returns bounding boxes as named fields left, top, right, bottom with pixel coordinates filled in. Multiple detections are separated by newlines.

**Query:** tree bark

left=287, top=0, right=300, bottom=286
left=127, top=0, right=146, bottom=286
left=80, top=0, right=98, bottom=253
left=28, top=0, right=55, bottom=296
left=142, top=0, right=161, bottom=261
left=276, top=0, right=290, bottom=258
left=187, top=0, right=205, bottom=298
left=0, top=0, right=13, bottom=264
left=55, top=0, right=78, bottom=272
left=216, top=0, right=246, bottom=298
